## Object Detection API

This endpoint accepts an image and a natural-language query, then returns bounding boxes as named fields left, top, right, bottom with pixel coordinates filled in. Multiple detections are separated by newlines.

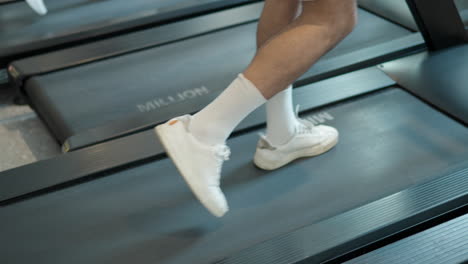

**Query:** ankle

left=189, top=118, right=226, bottom=146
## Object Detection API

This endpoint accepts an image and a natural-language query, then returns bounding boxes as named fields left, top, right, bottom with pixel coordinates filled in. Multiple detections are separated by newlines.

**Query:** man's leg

left=156, top=0, right=357, bottom=217
left=251, top=0, right=357, bottom=170
left=256, top=0, right=301, bottom=49
left=244, top=0, right=357, bottom=99
left=258, top=0, right=302, bottom=147
left=191, top=0, right=357, bottom=146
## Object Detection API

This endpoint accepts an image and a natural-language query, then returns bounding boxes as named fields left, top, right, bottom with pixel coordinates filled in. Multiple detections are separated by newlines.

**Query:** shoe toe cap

left=317, top=125, right=339, bottom=137
left=196, top=185, right=229, bottom=217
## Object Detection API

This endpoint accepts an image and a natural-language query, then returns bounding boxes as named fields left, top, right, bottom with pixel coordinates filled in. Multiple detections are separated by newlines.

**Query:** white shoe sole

left=155, top=122, right=228, bottom=217
left=253, top=136, right=339, bottom=171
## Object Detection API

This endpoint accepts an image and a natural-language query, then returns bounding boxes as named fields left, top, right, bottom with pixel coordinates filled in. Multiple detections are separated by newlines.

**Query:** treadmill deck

left=2, top=88, right=467, bottom=264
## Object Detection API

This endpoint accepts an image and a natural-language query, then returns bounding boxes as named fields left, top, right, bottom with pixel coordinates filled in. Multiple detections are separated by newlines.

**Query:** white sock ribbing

left=190, top=73, right=266, bottom=146
left=265, top=85, right=299, bottom=146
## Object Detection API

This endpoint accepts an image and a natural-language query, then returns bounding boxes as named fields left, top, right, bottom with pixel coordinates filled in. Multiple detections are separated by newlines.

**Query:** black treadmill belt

left=2, top=88, right=468, bottom=264
left=25, top=8, right=412, bottom=144
left=345, top=214, right=468, bottom=264
left=0, top=0, right=242, bottom=61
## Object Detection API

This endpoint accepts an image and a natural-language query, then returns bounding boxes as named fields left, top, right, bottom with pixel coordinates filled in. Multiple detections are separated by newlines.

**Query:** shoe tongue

left=297, top=119, right=314, bottom=133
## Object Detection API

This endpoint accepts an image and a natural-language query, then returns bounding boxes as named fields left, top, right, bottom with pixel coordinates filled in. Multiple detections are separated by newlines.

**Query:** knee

left=337, top=4, right=358, bottom=37
left=300, top=0, right=358, bottom=42
left=336, top=6, right=358, bottom=38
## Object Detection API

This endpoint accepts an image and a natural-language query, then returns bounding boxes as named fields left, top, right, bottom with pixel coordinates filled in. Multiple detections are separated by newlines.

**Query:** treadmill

left=1, top=0, right=467, bottom=263
left=8, top=1, right=427, bottom=152
left=0, top=0, right=258, bottom=83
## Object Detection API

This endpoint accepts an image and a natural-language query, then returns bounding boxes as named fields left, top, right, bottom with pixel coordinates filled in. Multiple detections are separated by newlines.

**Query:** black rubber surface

left=2, top=88, right=468, bottom=264
left=379, top=45, right=468, bottom=125
left=24, top=8, right=411, bottom=144
left=0, top=0, right=253, bottom=64
left=345, top=214, right=468, bottom=264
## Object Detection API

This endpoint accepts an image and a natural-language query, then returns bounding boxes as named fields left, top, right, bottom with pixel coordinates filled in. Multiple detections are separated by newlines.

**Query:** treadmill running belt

left=2, top=88, right=468, bottom=264
left=24, top=8, right=412, bottom=144
left=0, top=0, right=246, bottom=63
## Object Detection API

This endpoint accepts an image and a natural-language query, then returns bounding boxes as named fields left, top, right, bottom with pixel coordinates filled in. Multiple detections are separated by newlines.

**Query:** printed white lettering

left=304, top=112, right=334, bottom=125
left=194, top=86, right=210, bottom=96
left=137, top=86, right=211, bottom=112
left=137, top=101, right=157, bottom=112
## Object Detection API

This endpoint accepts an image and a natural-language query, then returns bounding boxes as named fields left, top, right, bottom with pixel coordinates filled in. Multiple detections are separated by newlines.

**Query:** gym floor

left=0, top=85, right=60, bottom=172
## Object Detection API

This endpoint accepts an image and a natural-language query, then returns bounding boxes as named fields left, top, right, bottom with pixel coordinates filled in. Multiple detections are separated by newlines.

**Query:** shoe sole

left=253, top=136, right=339, bottom=171
left=155, top=123, right=226, bottom=217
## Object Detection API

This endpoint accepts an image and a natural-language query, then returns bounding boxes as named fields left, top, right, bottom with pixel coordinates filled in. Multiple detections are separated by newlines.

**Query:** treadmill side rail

left=406, top=0, right=468, bottom=50
left=344, top=213, right=468, bottom=264
left=0, top=129, right=163, bottom=205
left=222, top=168, right=468, bottom=264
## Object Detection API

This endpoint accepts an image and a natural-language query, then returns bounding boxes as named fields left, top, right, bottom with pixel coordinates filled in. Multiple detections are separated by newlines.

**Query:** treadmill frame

left=406, top=0, right=468, bottom=50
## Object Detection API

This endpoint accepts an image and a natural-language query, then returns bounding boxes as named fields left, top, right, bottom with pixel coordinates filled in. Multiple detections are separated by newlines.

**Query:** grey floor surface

left=0, top=86, right=60, bottom=172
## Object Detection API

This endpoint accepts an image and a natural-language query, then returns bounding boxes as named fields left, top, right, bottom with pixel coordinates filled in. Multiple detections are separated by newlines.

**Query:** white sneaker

left=26, top=0, right=48, bottom=15
left=253, top=118, right=339, bottom=170
left=155, top=115, right=230, bottom=217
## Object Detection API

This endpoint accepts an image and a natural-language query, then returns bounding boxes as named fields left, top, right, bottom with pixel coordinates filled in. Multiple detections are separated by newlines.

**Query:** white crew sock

left=265, top=85, right=299, bottom=146
left=190, top=73, right=266, bottom=146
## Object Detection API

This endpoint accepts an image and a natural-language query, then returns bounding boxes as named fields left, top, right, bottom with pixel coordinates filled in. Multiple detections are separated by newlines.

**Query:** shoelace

left=210, top=145, right=230, bottom=186
left=214, top=145, right=231, bottom=161
left=295, top=104, right=315, bottom=135
left=256, top=105, right=316, bottom=150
